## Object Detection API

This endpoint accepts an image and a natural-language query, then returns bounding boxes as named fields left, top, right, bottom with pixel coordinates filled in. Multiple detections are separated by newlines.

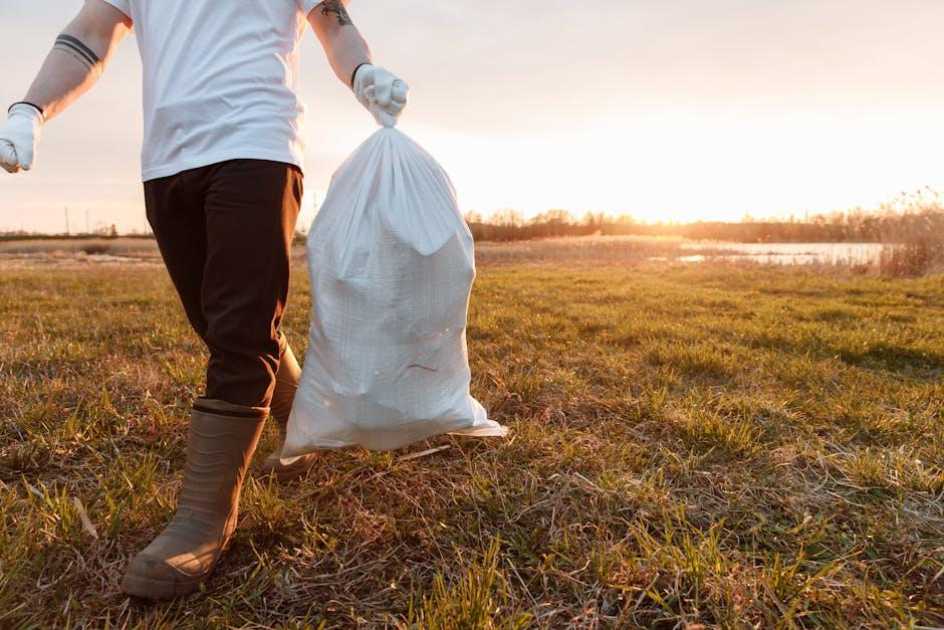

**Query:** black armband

left=53, top=34, right=101, bottom=68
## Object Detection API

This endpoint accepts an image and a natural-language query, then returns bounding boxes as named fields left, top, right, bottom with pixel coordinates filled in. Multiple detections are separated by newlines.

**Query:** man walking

left=0, top=0, right=407, bottom=599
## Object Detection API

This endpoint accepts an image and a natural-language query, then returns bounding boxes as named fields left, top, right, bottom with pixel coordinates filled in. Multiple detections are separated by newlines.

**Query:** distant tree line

left=465, top=204, right=944, bottom=244
left=4, top=192, right=943, bottom=246
left=0, top=224, right=145, bottom=242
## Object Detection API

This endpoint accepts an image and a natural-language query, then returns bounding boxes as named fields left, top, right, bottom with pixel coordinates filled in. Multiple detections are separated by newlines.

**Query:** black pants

left=145, top=159, right=303, bottom=409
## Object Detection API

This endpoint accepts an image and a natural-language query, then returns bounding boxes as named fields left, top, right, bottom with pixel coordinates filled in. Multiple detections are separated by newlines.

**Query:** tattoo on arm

left=319, top=0, right=352, bottom=26
left=53, top=34, right=101, bottom=69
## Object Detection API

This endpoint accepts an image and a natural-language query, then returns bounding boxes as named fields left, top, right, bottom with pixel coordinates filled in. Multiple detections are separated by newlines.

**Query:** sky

left=3, top=0, right=944, bottom=233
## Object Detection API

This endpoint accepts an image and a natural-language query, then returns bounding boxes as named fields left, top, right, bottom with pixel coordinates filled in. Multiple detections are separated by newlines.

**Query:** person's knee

left=204, top=326, right=282, bottom=409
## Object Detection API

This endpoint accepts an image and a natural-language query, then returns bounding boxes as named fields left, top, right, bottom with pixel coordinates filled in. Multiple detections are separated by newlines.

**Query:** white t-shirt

left=104, top=0, right=320, bottom=181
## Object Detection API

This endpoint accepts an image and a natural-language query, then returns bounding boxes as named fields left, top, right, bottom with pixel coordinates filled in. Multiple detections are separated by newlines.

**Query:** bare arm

left=307, top=0, right=371, bottom=88
left=1, top=0, right=131, bottom=172
left=23, top=0, right=131, bottom=121
left=306, top=1, right=408, bottom=127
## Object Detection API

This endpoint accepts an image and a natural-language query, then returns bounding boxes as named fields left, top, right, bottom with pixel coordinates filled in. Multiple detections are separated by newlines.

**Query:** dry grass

left=879, top=238, right=944, bottom=278
left=878, top=208, right=944, bottom=278
left=1, top=256, right=944, bottom=628
left=0, top=237, right=160, bottom=257
left=0, top=238, right=163, bottom=270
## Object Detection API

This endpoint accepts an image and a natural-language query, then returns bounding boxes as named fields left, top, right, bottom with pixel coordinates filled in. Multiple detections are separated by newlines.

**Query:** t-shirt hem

left=141, top=149, right=305, bottom=182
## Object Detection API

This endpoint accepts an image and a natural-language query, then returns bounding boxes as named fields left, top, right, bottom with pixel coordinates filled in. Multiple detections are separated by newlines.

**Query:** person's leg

left=200, top=159, right=303, bottom=409
left=203, top=161, right=318, bottom=478
left=143, top=171, right=210, bottom=340
left=146, top=159, right=310, bottom=460
left=123, top=160, right=303, bottom=600
left=200, top=161, right=318, bottom=480
left=144, top=165, right=302, bottom=415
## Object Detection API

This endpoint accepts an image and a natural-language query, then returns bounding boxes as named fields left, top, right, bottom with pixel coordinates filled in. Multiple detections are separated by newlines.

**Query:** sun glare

left=411, top=107, right=944, bottom=224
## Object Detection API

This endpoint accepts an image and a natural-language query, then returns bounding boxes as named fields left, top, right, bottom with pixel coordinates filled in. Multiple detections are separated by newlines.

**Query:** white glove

left=352, top=64, right=409, bottom=128
left=0, top=103, right=44, bottom=173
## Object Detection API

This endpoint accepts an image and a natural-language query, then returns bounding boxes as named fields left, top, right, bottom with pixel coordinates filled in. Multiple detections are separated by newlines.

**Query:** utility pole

left=65, top=207, right=70, bottom=236
left=85, top=209, right=90, bottom=234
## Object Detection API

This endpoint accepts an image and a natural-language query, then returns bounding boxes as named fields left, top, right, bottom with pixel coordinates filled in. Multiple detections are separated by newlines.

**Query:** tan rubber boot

left=121, top=399, right=266, bottom=600
left=258, top=343, right=318, bottom=481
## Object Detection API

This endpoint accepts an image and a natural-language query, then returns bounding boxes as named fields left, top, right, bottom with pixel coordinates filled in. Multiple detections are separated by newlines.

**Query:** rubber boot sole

left=121, top=570, right=205, bottom=600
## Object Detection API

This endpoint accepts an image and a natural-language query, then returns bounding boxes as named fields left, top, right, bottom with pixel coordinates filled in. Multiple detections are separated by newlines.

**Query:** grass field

left=1, top=252, right=944, bottom=628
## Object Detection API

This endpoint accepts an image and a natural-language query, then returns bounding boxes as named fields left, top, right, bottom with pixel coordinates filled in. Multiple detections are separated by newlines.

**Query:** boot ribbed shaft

left=168, top=411, right=261, bottom=543
left=121, top=402, right=266, bottom=600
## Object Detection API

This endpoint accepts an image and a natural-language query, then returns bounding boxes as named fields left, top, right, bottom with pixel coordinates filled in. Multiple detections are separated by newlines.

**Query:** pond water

left=678, top=242, right=885, bottom=266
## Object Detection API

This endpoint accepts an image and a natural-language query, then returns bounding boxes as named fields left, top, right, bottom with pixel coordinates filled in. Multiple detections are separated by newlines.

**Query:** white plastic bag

left=282, top=128, right=507, bottom=454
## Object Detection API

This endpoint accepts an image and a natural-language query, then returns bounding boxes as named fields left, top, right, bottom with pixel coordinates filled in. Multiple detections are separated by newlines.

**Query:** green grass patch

left=1, top=263, right=943, bottom=627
